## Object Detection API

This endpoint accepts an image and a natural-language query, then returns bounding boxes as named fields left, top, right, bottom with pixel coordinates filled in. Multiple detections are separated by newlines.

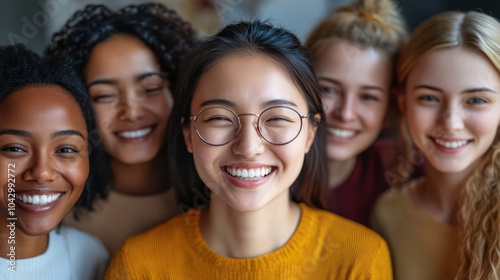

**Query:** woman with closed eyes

left=45, top=3, right=196, bottom=254
left=105, top=21, right=392, bottom=280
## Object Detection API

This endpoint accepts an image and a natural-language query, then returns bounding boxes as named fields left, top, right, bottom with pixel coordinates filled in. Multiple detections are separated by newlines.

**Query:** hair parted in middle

left=44, top=3, right=197, bottom=93
left=167, top=21, right=328, bottom=211
left=396, top=11, right=500, bottom=280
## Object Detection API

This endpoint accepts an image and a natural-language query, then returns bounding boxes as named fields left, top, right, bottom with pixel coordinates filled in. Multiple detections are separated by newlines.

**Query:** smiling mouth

left=225, top=166, right=273, bottom=180
left=16, top=193, right=61, bottom=205
left=433, top=138, right=471, bottom=149
left=116, top=126, right=155, bottom=139
left=328, top=128, right=356, bottom=138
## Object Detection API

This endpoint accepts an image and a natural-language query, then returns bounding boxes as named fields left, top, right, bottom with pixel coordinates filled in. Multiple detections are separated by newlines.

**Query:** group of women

left=0, top=0, right=499, bottom=279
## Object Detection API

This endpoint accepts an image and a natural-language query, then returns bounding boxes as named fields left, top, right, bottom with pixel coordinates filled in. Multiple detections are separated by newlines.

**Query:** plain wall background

left=1, top=0, right=499, bottom=54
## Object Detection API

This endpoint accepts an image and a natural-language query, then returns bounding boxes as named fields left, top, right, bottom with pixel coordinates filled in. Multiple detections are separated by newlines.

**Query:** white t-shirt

left=0, top=226, right=109, bottom=280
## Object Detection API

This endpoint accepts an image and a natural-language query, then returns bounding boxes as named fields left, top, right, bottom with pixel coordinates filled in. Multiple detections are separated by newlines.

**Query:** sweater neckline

left=186, top=203, right=315, bottom=270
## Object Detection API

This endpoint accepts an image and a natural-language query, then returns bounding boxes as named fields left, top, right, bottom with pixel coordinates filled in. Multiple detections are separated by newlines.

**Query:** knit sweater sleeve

left=366, top=238, right=392, bottom=279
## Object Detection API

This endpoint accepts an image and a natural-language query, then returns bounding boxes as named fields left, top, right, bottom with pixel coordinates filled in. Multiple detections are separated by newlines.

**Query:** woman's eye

left=418, top=95, right=439, bottom=103
left=144, top=86, right=163, bottom=94
left=321, top=86, right=338, bottom=95
left=1, top=146, right=26, bottom=153
left=361, top=93, right=379, bottom=102
left=57, top=147, right=79, bottom=154
left=91, top=94, right=117, bottom=103
left=206, top=116, right=233, bottom=123
left=467, top=97, right=487, bottom=105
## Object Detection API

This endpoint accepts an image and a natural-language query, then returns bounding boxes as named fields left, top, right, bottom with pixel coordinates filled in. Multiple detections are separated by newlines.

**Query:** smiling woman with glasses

left=106, top=21, right=392, bottom=279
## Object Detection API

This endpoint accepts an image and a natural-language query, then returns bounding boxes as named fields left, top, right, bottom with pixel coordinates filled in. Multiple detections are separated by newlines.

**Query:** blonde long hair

left=397, top=11, right=500, bottom=280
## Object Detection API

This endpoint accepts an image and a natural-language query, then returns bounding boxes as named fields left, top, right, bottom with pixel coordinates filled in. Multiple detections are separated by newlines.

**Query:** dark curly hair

left=168, top=21, right=328, bottom=211
left=0, top=44, right=109, bottom=214
left=44, top=3, right=197, bottom=92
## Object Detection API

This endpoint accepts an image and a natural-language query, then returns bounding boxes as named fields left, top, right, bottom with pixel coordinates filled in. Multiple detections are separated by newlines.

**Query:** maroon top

left=327, top=140, right=393, bottom=227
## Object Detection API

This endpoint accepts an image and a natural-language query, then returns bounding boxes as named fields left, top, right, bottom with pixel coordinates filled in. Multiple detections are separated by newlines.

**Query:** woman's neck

left=328, top=157, right=356, bottom=188
left=200, top=193, right=301, bottom=259
left=0, top=227, right=48, bottom=259
left=110, top=153, right=168, bottom=195
left=409, top=161, right=478, bottom=225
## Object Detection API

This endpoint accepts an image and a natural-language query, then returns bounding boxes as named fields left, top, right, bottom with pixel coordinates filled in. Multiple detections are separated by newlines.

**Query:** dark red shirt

left=327, top=140, right=393, bottom=227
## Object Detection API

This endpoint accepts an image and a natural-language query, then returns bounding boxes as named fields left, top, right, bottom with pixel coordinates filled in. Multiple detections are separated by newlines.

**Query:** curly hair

left=396, top=11, right=500, bottom=280
left=167, top=21, right=328, bottom=211
left=44, top=3, right=196, bottom=93
left=0, top=44, right=109, bottom=214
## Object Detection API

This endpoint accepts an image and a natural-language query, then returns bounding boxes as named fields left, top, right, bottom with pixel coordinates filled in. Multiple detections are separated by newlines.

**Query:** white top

left=0, top=226, right=109, bottom=280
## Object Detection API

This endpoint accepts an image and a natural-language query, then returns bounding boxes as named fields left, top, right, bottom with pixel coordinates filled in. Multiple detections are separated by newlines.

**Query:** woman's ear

left=181, top=118, right=193, bottom=153
left=305, top=114, right=320, bottom=154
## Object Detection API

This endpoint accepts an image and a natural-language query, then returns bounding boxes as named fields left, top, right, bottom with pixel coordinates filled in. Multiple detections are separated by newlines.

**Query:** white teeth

left=15, top=193, right=61, bottom=205
left=329, top=128, right=355, bottom=138
left=435, top=139, right=468, bottom=149
left=118, top=127, right=152, bottom=139
left=226, top=167, right=272, bottom=180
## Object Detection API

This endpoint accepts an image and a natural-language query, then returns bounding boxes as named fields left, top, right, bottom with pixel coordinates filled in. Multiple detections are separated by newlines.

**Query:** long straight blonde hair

left=397, top=11, right=500, bottom=280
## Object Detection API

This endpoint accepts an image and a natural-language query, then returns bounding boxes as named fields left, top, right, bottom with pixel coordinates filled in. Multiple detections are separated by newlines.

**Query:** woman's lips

left=430, top=137, right=472, bottom=153
left=328, top=127, right=356, bottom=139
left=223, top=165, right=275, bottom=188
left=114, top=125, right=156, bottom=142
left=14, top=191, right=65, bottom=214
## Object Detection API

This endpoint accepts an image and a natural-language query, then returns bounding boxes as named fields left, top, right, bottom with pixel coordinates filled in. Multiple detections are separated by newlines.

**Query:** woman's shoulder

left=303, top=204, right=388, bottom=252
left=57, top=226, right=108, bottom=253
left=301, top=204, right=391, bottom=277
left=55, top=226, right=110, bottom=279
left=371, top=183, right=421, bottom=233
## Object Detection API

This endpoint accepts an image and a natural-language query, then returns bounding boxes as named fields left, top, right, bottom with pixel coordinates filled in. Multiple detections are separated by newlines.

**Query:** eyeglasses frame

left=188, top=105, right=314, bottom=146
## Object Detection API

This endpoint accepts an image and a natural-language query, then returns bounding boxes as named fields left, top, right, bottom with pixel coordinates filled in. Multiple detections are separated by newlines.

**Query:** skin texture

left=402, top=47, right=500, bottom=224
left=403, top=47, right=500, bottom=174
left=183, top=54, right=317, bottom=258
left=315, top=41, right=392, bottom=163
left=84, top=33, right=173, bottom=165
left=184, top=54, right=316, bottom=213
left=314, top=41, right=392, bottom=187
left=0, top=85, right=89, bottom=258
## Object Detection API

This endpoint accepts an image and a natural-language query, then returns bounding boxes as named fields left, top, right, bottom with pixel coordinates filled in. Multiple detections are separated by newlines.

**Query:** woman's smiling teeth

left=329, top=128, right=355, bottom=138
left=15, top=193, right=61, bottom=205
left=434, top=138, right=469, bottom=149
left=117, top=127, right=153, bottom=139
left=225, top=167, right=273, bottom=180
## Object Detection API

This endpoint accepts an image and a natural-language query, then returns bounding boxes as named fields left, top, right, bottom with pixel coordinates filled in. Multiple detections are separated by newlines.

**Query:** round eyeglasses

left=189, top=106, right=311, bottom=146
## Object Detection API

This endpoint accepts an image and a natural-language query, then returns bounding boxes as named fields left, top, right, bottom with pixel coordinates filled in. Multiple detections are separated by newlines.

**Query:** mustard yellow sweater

left=106, top=203, right=392, bottom=279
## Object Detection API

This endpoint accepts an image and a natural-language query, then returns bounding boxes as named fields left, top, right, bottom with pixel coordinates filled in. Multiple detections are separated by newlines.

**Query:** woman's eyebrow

left=0, top=129, right=33, bottom=138
left=135, top=72, right=168, bottom=82
left=262, top=99, right=298, bottom=108
left=87, top=78, right=118, bottom=88
left=200, top=98, right=235, bottom=108
left=52, top=130, right=86, bottom=140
